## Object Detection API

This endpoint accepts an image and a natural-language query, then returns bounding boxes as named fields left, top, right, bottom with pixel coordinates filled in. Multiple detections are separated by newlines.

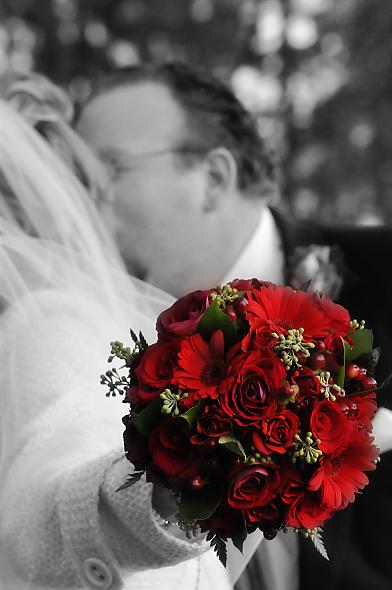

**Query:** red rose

left=173, top=331, right=231, bottom=400
left=242, top=321, right=283, bottom=354
left=310, top=400, right=353, bottom=456
left=201, top=504, right=245, bottom=537
left=245, top=500, right=280, bottom=525
left=252, top=409, right=299, bottom=455
left=280, top=467, right=303, bottom=503
left=292, top=367, right=321, bottom=400
left=156, top=290, right=211, bottom=337
left=324, top=334, right=345, bottom=369
left=308, top=431, right=378, bottom=510
left=149, top=416, right=203, bottom=480
left=135, top=340, right=179, bottom=389
left=132, top=340, right=179, bottom=404
left=126, top=384, right=161, bottom=406
left=191, top=405, right=233, bottom=445
left=228, top=463, right=280, bottom=510
left=280, top=468, right=332, bottom=528
left=122, top=416, right=150, bottom=471
left=220, top=351, right=285, bottom=427
left=285, top=492, right=333, bottom=530
left=338, top=392, right=377, bottom=432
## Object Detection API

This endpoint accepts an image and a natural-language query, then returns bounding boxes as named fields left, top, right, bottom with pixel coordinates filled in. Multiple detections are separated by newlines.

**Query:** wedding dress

left=0, top=97, right=232, bottom=590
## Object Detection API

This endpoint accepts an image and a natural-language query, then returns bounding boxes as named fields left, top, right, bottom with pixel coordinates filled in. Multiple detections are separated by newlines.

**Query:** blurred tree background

left=0, top=0, right=390, bottom=225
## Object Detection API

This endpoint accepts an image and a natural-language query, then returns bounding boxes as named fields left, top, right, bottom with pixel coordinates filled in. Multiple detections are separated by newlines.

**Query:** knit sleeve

left=0, top=292, right=208, bottom=589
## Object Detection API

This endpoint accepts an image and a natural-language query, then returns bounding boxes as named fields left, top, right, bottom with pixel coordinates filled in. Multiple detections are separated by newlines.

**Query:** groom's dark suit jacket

left=272, top=208, right=392, bottom=590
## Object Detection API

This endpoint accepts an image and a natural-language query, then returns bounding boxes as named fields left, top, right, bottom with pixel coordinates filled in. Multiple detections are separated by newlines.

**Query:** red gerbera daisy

left=245, top=284, right=334, bottom=340
left=172, top=330, right=230, bottom=400
left=308, top=431, right=379, bottom=510
left=316, top=295, right=351, bottom=338
left=337, top=392, right=377, bottom=433
left=285, top=491, right=333, bottom=530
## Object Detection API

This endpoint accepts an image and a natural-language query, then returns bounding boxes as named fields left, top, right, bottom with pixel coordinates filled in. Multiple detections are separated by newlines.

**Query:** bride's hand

left=373, top=407, right=392, bottom=454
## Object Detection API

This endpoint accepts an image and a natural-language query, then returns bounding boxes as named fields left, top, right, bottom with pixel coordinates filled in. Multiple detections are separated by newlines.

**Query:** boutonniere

left=288, top=244, right=345, bottom=300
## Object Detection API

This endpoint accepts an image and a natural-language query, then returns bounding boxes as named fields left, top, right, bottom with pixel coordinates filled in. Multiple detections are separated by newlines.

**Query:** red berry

left=300, top=354, right=309, bottom=366
left=358, top=375, right=377, bottom=391
left=282, top=383, right=294, bottom=397
left=225, top=305, right=237, bottom=321
left=236, top=297, right=248, bottom=315
left=309, top=352, right=326, bottom=370
left=315, top=340, right=326, bottom=352
left=345, top=363, right=361, bottom=380
left=190, top=475, right=204, bottom=490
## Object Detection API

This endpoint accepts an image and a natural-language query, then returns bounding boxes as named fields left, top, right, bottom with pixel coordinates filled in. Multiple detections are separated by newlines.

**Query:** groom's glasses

left=101, top=146, right=208, bottom=180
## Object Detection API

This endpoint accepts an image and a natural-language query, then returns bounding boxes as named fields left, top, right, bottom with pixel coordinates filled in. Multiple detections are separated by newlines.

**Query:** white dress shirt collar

left=221, top=206, right=285, bottom=286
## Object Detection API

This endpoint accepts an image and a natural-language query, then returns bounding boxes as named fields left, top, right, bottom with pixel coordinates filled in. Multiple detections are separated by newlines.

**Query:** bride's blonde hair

left=1, top=71, right=109, bottom=206
left=0, top=74, right=172, bottom=326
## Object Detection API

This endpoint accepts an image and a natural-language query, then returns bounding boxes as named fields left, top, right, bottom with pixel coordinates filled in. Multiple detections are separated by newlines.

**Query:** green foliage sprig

left=115, top=470, right=145, bottom=492
left=101, top=330, right=148, bottom=397
left=206, top=531, right=227, bottom=567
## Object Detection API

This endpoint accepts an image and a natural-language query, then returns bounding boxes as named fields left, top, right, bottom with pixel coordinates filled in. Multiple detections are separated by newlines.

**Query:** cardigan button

left=82, top=557, right=113, bottom=589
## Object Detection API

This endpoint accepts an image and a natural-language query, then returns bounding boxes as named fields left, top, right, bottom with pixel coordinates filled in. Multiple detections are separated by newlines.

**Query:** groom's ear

left=202, top=147, right=238, bottom=213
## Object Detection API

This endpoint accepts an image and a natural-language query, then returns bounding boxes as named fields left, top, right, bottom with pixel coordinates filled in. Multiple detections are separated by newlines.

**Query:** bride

left=0, top=74, right=234, bottom=590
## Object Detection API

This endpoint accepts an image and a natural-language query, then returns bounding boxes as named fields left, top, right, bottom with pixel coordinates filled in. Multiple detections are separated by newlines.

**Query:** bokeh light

left=286, top=14, right=318, bottom=50
left=0, top=0, right=391, bottom=225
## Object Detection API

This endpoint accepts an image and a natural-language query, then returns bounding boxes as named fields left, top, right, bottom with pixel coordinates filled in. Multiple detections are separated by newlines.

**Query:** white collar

left=220, top=206, right=284, bottom=285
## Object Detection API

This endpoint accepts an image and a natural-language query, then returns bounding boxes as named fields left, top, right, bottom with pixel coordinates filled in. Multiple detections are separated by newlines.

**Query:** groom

left=77, top=61, right=392, bottom=590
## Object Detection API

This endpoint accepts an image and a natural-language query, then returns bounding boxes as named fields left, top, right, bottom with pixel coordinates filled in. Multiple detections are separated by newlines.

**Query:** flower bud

left=345, top=362, right=361, bottom=380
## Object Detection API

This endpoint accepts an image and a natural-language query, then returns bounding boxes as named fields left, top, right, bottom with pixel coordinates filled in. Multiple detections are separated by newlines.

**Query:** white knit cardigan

left=0, top=291, right=231, bottom=590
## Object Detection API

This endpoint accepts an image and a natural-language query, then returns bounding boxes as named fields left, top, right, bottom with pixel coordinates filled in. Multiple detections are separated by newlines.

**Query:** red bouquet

left=102, top=280, right=380, bottom=565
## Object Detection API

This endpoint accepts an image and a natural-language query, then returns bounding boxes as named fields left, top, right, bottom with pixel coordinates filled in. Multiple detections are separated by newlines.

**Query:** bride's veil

left=0, top=78, right=178, bottom=586
left=0, top=74, right=176, bottom=451
left=0, top=95, right=172, bottom=328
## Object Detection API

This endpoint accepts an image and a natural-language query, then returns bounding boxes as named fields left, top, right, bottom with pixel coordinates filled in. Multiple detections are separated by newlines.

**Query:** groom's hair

left=83, top=61, right=277, bottom=197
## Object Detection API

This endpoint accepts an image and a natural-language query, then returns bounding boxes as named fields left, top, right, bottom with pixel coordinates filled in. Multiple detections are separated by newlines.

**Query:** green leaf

left=218, top=434, right=247, bottom=460
left=179, top=483, right=223, bottom=521
left=231, top=518, right=248, bottom=554
left=130, top=329, right=138, bottom=344
left=178, top=400, right=204, bottom=429
left=115, top=470, right=145, bottom=492
left=131, top=397, right=163, bottom=438
left=345, top=329, right=374, bottom=363
left=298, top=279, right=312, bottom=292
left=336, top=337, right=346, bottom=388
left=210, top=534, right=227, bottom=568
left=139, top=331, right=148, bottom=350
left=308, top=528, right=329, bottom=561
left=198, top=301, right=238, bottom=348
left=378, top=373, right=392, bottom=392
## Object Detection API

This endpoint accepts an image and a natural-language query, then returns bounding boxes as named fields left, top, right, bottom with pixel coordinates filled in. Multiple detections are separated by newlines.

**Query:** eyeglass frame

left=103, top=145, right=210, bottom=176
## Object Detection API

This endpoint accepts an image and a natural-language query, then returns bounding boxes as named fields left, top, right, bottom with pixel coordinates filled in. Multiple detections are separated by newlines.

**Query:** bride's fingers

left=372, top=407, right=392, bottom=454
